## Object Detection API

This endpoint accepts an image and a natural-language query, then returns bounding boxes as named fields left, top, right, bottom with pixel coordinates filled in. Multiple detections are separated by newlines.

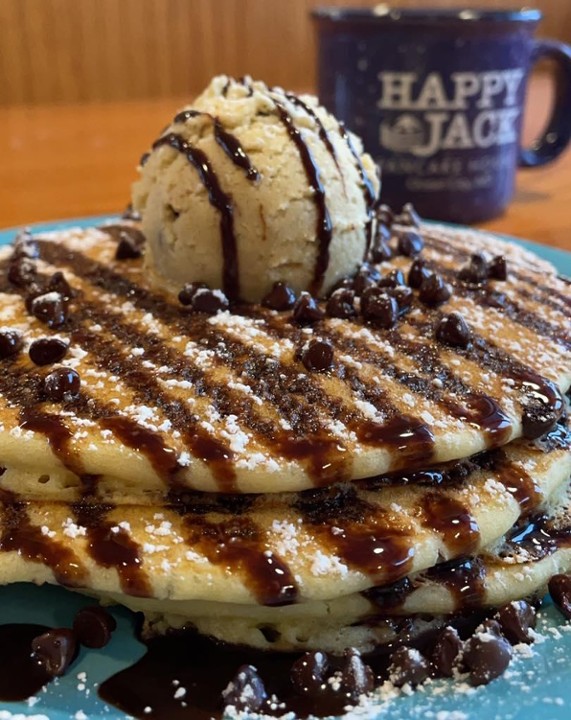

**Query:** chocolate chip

left=13, top=230, right=39, bottom=260
left=301, top=339, right=334, bottom=372
left=31, top=628, right=77, bottom=677
left=73, top=606, right=117, bottom=649
left=42, top=367, right=81, bottom=402
left=115, top=230, right=144, bottom=260
left=121, top=203, right=141, bottom=222
left=495, top=600, right=536, bottom=645
left=361, top=288, right=398, bottom=329
left=292, top=292, right=324, bottom=324
left=326, top=288, right=356, bottom=319
left=463, top=623, right=512, bottom=686
left=389, top=286, right=414, bottom=316
left=418, top=273, right=452, bottom=307
left=178, top=282, right=208, bottom=306
left=291, top=650, right=329, bottom=696
left=8, top=258, right=37, bottom=287
left=0, top=330, right=23, bottom=360
left=364, top=576, right=413, bottom=609
left=388, top=646, right=429, bottom=687
left=166, top=204, right=180, bottom=220
left=549, top=574, right=571, bottom=619
left=485, top=290, right=509, bottom=309
left=370, top=239, right=393, bottom=264
left=459, top=252, right=489, bottom=285
left=521, top=380, right=562, bottom=439
left=262, top=281, right=297, bottom=311
left=222, top=664, right=267, bottom=712
left=488, top=255, right=508, bottom=281
left=396, top=230, right=424, bottom=257
left=436, top=312, right=472, bottom=348
left=478, top=618, right=504, bottom=636
left=369, top=223, right=393, bottom=263
left=378, top=269, right=406, bottom=289
left=395, top=202, right=421, bottom=228
left=340, top=648, right=375, bottom=700
left=376, top=204, right=394, bottom=227
left=30, top=292, right=68, bottom=328
left=47, top=272, right=73, bottom=300
left=431, top=626, right=462, bottom=678
left=408, top=257, right=431, bottom=289
left=352, top=263, right=381, bottom=296
left=192, top=288, right=229, bottom=314
left=29, top=338, right=69, bottom=366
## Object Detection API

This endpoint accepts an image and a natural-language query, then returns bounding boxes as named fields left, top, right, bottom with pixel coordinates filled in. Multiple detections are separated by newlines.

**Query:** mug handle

left=519, top=39, right=571, bottom=167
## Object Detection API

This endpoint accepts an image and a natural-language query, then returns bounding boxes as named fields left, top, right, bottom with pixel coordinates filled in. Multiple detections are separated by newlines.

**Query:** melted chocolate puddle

left=97, top=630, right=411, bottom=720
left=0, top=624, right=51, bottom=700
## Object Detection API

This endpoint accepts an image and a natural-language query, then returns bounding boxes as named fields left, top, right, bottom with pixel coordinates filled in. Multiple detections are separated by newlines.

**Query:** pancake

left=0, top=220, right=568, bottom=497
left=1, top=480, right=568, bottom=655
left=0, top=418, right=568, bottom=607
left=93, top=480, right=571, bottom=654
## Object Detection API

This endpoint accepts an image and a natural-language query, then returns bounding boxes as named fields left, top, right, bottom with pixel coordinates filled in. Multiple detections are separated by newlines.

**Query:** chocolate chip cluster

left=459, top=252, right=508, bottom=285
left=222, top=646, right=375, bottom=714
left=2, top=231, right=82, bottom=403
left=8, top=231, right=73, bottom=331
left=220, top=589, right=561, bottom=716
left=389, top=598, right=540, bottom=689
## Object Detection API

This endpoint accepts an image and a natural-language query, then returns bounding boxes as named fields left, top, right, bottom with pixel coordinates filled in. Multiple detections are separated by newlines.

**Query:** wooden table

left=0, top=75, right=569, bottom=252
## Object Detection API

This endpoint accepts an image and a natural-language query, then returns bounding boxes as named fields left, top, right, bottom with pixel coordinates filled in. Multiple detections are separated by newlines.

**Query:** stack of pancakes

left=0, top=218, right=569, bottom=656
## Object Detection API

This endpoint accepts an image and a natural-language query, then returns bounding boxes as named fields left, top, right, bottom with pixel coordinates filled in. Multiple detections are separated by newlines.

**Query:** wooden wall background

left=1, top=0, right=570, bottom=106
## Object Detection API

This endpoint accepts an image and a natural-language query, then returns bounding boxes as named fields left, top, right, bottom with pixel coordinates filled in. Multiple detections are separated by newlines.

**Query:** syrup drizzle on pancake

left=0, top=423, right=567, bottom=606
left=72, top=503, right=151, bottom=597
left=0, top=491, right=88, bottom=587
left=177, top=514, right=299, bottom=606
left=421, top=227, right=571, bottom=315
left=0, top=230, right=567, bottom=495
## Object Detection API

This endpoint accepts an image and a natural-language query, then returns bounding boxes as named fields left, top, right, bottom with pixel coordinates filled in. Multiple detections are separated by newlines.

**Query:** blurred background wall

left=1, top=0, right=569, bottom=105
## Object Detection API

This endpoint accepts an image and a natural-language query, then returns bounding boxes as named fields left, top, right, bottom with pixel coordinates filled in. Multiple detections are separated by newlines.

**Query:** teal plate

left=0, top=217, right=570, bottom=720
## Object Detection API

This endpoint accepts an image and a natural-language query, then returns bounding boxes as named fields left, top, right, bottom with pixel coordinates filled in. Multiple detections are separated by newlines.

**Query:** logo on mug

left=378, top=70, right=525, bottom=157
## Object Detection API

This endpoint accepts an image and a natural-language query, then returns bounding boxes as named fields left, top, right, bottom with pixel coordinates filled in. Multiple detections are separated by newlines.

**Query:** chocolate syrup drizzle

left=172, top=110, right=260, bottom=182
left=177, top=514, right=299, bottom=606
left=152, top=133, right=240, bottom=300
left=284, top=92, right=341, bottom=172
left=213, top=118, right=260, bottom=182
left=0, top=494, right=89, bottom=587
left=338, top=122, right=377, bottom=253
left=272, top=100, right=333, bottom=297
left=73, top=503, right=151, bottom=597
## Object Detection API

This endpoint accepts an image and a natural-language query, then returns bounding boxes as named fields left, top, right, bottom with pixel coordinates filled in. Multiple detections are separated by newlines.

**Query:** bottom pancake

left=75, top=485, right=571, bottom=653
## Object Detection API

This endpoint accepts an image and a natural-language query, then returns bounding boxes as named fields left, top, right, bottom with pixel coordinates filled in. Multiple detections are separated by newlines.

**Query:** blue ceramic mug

left=313, top=7, right=571, bottom=223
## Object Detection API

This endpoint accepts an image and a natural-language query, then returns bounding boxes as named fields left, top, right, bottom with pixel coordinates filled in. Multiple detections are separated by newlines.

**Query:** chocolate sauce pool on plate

left=0, top=624, right=51, bottom=700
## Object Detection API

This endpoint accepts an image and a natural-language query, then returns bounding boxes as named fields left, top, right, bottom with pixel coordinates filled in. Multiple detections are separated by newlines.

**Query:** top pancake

left=0, top=220, right=568, bottom=495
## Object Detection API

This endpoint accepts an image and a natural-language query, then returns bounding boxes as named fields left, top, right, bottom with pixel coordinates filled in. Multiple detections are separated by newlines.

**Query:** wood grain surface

left=0, top=75, right=569, bottom=252
left=1, top=0, right=570, bottom=105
